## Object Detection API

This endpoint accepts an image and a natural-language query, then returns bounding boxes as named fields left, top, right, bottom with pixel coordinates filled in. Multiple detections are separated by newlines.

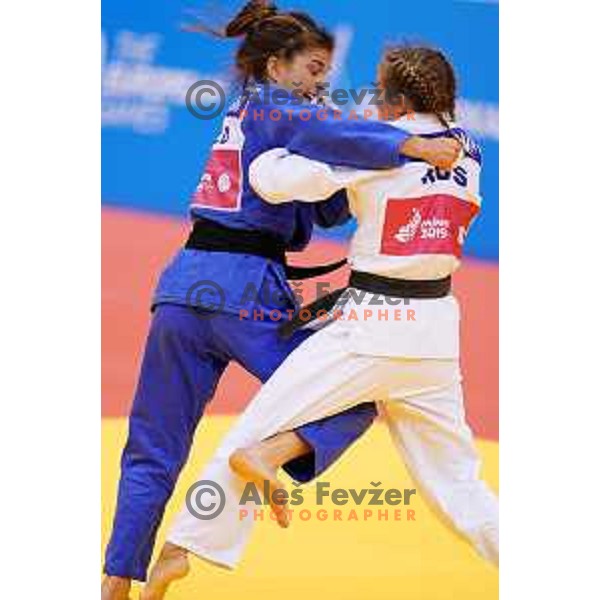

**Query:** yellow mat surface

left=102, top=417, right=499, bottom=599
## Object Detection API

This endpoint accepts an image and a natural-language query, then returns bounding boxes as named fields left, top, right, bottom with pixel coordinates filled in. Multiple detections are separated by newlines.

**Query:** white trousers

left=167, top=320, right=499, bottom=568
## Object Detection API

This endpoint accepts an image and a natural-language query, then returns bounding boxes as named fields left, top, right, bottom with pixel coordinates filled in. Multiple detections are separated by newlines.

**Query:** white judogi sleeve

left=249, top=148, right=383, bottom=204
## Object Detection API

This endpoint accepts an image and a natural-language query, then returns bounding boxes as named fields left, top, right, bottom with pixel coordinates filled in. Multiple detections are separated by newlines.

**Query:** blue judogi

left=105, top=85, right=415, bottom=581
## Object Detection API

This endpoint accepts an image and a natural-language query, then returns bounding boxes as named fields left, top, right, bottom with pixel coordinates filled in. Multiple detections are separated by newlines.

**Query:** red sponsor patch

left=191, top=148, right=242, bottom=211
left=380, top=195, right=479, bottom=257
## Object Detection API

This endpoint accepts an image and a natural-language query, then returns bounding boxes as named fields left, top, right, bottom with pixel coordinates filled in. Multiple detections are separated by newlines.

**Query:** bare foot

left=101, top=576, right=131, bottom=600
left=141, top=543, right=190, bottom=600
left=229, top=447, right=290, bottom=528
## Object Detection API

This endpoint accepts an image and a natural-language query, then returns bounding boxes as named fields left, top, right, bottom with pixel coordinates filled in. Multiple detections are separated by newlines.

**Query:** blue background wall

left=102, top=0, right=498, bottom=259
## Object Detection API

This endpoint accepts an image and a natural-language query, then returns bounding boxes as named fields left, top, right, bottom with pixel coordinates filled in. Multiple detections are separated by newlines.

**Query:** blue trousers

left=104, top=304, right=376, bottom=580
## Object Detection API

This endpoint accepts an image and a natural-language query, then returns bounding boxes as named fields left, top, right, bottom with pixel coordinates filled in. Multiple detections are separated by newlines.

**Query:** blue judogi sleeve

left=313, top=190, right=352, bottom=229
left=257, top=103, right=411, bottom=169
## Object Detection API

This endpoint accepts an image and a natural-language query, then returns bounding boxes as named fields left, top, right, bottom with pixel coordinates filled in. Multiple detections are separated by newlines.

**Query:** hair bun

left=225, top=1, right=278, bottom=38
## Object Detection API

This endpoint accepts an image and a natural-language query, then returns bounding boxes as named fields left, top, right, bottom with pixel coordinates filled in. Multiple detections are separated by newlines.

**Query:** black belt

left=279, top=270, right=451, bottom=339
left=185, top=218, right=347, bottom=280
left=348, top=270, right=451, bottom=299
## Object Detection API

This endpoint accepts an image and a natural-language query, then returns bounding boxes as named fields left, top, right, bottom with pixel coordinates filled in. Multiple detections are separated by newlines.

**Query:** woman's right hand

left=401, top=136, right=462, bottom=170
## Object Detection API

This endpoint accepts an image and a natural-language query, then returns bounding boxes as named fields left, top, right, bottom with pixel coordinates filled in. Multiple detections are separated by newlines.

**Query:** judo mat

left=102, top=207, right=499, bottom=599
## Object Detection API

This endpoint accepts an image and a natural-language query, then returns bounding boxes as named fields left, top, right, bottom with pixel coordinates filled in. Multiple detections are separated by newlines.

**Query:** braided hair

left=380, top=45, right=457, bottom=129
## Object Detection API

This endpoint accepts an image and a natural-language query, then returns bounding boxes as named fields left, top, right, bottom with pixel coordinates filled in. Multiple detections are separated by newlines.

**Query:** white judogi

left=167, top=114, right=499, bottom=567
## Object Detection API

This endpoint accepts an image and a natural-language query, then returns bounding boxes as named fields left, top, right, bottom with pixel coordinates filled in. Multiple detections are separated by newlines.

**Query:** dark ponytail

left=187, top=1, right=334, bottom=86
left=224, top=0, right=277, bottom=37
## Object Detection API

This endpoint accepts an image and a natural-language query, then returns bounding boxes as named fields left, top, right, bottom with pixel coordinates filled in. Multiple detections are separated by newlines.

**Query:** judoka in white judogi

left=166, top=113, right=499, bottom=567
